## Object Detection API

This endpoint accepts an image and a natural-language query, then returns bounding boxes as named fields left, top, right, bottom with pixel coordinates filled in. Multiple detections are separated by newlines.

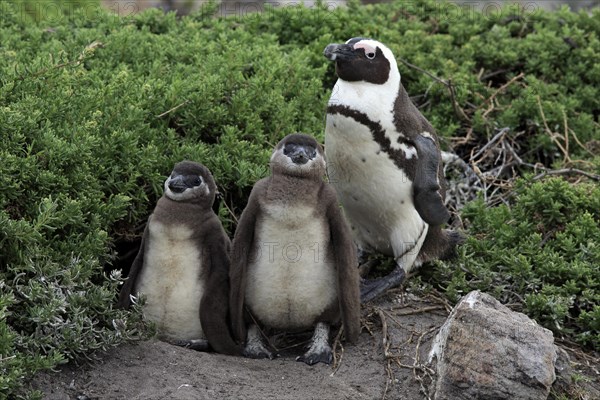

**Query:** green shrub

left=427, top=178, right=599, bottom=349
left=0, top=0, right=599, bottom=397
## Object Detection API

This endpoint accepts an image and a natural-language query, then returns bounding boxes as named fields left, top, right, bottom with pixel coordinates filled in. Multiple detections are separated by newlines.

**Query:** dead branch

left=394, top=325, right=439, bottom=400
left=481, top=73, right=525, bottom=119
left=330, top=327, right=345, bottom=377
left=471, top=127, right=510, bottom=161
left=397, top=57, right=470, bottom=122
left=532, top=167, right=600, bottom=181
left=218, top=189, right=239, bottom=225
left=536, top=96, right=572, bottom=163
left=387, top=305, right=446, bottom=315
left=156, top=100, right=190, bottom=118
left=377, top=309, right=392, bottom=358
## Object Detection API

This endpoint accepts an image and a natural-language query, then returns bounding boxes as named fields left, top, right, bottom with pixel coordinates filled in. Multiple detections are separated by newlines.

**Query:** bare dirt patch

left=29, top=291, right=599, bottom=400
left=30, top=293, right=448, bottom=400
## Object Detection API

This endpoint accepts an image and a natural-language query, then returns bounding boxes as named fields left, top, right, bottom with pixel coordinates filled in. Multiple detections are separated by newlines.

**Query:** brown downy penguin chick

left=229, top=133, right=360, bottom=365
left=323, top=38, right=464, bottom=303
left=118, top=161, right=239, bottom=355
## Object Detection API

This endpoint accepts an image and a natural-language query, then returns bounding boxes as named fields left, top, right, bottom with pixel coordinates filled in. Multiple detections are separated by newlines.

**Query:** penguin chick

left=229, top=133, right=360, bottom=365
left=323, top=38, right=464, bottom=303
left=118, top=161, right=239, bottom=355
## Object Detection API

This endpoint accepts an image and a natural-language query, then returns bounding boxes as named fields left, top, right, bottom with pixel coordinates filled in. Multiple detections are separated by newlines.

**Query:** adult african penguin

left=118, top=161, right=239, bottom=355
left=229, top=133, right=361, bottom=365
left=323, top=38, right=463, bottom=303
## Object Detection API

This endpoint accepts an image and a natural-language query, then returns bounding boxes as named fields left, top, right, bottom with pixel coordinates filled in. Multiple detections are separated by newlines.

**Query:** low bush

left=426, top=178, right=599, bottom=349
left=1, top=0, right=598, bottom=398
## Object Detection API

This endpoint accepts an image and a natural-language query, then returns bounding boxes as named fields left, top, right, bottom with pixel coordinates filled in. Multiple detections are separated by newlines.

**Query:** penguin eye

left=366, top=52, right=376, bottom=60
left=193, top=177, right=202, bottom=186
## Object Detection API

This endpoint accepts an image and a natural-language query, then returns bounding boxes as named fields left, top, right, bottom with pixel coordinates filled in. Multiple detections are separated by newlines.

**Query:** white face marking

left=345, top=39, right=399, bottom=76
left=420, top=131, right=433, bottom=139
left=245, top=204, right=338, bottom=330
left=163, top=175, right=209, bottom=202
left=135, top=221, right=205, bottom=341
left=353, top=41, right=377, bottom=59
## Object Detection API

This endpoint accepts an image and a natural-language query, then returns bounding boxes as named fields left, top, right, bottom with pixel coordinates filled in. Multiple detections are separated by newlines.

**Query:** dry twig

left=533, top=167, right=600, bottom=182
left=218, top=190, right=239, bottom=225
left=156, top=100, right=190, bottom=118
left=388, top=305, right=446, bottom=315
left=536, top=96, right=572, bottom=164
left=397, top=57, right=470, bottom=122
left=378, top=309, right=392, bottom=358
left=376, top=309, right=394, bottom=400
left=481, top=72, right=525, bottom=119
left=330, top=327, right=345, bottom=377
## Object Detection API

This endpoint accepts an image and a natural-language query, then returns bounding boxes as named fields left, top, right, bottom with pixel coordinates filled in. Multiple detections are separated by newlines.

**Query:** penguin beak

left=288, top=147, right=315, bottom=165
left=323, top=43, right=355, bottom=61
left=167, top=176, right=187, bottom=193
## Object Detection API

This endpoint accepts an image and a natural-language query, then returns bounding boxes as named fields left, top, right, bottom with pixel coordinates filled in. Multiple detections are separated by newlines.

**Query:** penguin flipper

left=326, top=188, right=360, bottom=344
left=200, top=226, right=241, bottom=356
left=412, top=135, right=450, bottom=226
left=230, top=180, right=267, bottom=344
left=117, top=218, right=151, bottom=309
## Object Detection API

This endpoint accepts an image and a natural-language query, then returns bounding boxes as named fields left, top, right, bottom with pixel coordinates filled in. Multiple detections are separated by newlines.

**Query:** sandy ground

left=29, top=290, right=599, bottom=400
left=30, top=292, right=449, bottom=400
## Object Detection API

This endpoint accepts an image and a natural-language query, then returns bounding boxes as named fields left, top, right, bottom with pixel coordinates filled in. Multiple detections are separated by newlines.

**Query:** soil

left=30, top=292, right=447, bottom=400
left=30, top=291, right=599, bottom=400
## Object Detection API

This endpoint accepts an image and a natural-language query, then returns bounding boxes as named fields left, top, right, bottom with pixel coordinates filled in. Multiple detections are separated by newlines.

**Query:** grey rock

left=428, top=290, right=556, bottom=400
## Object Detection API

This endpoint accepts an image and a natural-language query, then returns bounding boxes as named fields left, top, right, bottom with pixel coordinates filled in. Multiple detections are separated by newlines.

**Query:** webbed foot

left=243, top=324, right=274, bottom=360
left=296, top=322, right=332, bottom=365
left=296, top=348, right=332, bottom=365
left=360, top=266, right=406, bottom=303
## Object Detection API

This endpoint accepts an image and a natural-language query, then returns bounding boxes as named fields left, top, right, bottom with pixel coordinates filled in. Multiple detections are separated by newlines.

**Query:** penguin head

left=164, top=161, right=217, bottom=206
left=270, top=133, right=325, bottom=179
left=323, top=37, right=399, bottom=85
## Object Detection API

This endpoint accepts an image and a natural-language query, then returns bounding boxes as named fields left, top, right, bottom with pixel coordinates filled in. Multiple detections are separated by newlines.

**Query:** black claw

left=296, top=350, right=333, bottom=365
left=360, top=267, right=406, bottom=303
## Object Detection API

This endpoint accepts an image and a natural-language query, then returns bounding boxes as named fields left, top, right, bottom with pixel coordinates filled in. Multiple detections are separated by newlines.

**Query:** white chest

left=136, top=221, right=205, bottom=341
left=245, top=204, right=338, bottom=330
left=325, top=112, right=423, bottom=254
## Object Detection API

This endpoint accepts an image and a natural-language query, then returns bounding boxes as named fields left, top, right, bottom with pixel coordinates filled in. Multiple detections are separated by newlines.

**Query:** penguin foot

left=296, top=322, right=332, bottom=365
left=296, top=348, right=332, bottom=365
left=172, top=339, right=210, bottom=352
left=243, top=324, right=274, bottom=360
left=360, top=267, right=406, bottom=303
left=243, top=343, right=274, bottom=360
